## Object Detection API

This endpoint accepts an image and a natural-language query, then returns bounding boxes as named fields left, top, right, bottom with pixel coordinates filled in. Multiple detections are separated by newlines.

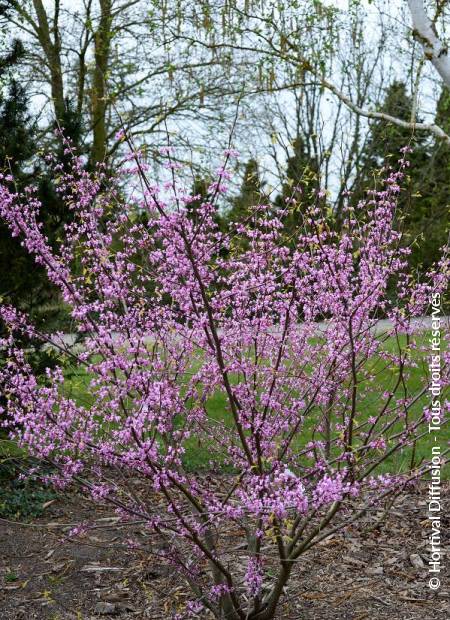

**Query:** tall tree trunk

left=91, top=0, right=113, bottom=166
left=32, top=0, right=65, bottom=123
left=408, top=0, right=450, bottom=89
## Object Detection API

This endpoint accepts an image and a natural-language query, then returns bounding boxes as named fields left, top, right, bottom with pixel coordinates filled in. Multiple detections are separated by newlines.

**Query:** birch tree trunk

left=408, top=0, right=450, bottom=89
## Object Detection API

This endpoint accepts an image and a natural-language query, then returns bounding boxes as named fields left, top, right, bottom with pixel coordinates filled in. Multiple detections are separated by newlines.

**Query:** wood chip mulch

left=0, top=481, right=449, bottom=619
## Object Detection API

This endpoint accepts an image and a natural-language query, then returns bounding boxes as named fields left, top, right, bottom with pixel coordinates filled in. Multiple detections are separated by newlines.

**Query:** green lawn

left=56, top=333, right=449, bottom=478
left=1, top=333, right=447, bottom=479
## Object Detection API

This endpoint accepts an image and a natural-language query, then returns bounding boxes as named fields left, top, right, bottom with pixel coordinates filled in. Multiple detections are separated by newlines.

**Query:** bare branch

left=320, top=74, right=450, bottom=144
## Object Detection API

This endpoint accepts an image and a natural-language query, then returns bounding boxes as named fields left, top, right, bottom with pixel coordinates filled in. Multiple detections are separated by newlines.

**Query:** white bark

left=408, top=0, right=450, bottom=89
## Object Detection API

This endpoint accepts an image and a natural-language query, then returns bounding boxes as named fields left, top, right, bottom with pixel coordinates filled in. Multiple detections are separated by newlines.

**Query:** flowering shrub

left=0, top=143, right=448, bottom=619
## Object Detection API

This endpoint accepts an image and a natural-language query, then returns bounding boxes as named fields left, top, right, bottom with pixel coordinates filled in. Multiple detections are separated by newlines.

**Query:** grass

left=1, top=333, right=447, bottom=480
left=56, top=332, right=449, bottom=479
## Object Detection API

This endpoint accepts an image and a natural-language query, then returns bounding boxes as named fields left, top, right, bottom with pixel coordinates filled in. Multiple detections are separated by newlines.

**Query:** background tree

left=404, top=86, right=450, bottom=272
left=3, top=0, right=243, bottom=169
left=351, top=81, right=448, bottom=273
left=274, top=135, right=320, bottom=239
left=0, top=38, right=43, bottom=313
left=0, top=36, right=76, bottom=327
left=227, top=159, right=264, bottom=224
left=3, top=0, right=449, bottom=289
left=353, top=82, right=428, bottom=184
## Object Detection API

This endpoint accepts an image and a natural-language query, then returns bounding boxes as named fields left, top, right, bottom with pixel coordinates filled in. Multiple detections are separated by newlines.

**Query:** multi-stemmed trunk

left=214, top=563, right=293, bottom=620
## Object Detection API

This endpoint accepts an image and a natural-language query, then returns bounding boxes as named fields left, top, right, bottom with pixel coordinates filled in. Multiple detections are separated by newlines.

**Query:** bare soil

left=0, top=482, right=449, bottom=619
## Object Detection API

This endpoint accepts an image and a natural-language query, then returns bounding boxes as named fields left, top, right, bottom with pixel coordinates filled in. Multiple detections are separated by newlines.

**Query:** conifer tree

left=350, top=81, right=444, bottom=274
left=274, top=136, right=320, bottom=240
left=403, top=87, right=450, bottom=273
left=0, top=40, right=42, bottom=312
left=227, top=159, right=264, bottom=224
left=0, top=40, right=75, bottom=326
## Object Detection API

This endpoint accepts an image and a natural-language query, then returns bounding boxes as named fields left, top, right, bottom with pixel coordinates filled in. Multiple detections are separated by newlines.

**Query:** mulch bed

left=0, top=481, right=449, bottom=619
